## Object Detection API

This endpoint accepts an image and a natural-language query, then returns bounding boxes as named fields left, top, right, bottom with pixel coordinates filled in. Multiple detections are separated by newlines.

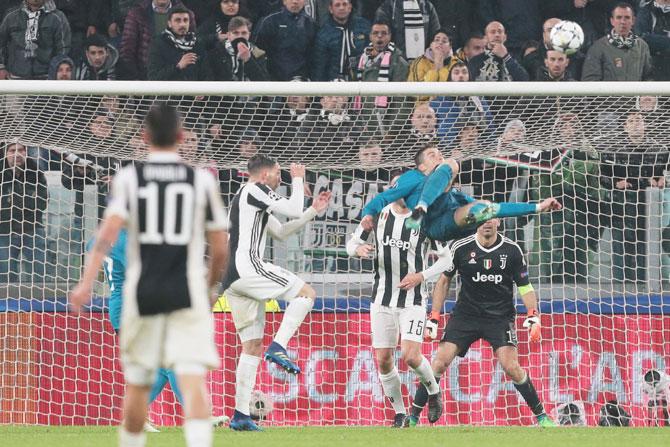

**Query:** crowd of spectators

left=0, top=0, right=669, bottom=285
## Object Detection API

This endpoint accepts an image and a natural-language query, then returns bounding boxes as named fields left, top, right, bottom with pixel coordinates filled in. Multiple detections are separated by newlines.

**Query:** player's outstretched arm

left=267, top=191, right=331, bottom=241
left=70, top=214, right=125, bottom=312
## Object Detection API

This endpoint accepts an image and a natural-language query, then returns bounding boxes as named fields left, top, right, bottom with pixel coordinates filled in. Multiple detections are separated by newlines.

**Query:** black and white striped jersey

left=105, top=152, right=227, bottom=316
left=223, top=178, right=305, bottom=288
left=347, top=203, right=438, bottom=308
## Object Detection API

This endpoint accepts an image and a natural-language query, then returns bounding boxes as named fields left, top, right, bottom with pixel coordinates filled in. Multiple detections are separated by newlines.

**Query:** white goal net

left=0, top=81, right=668, bottom=427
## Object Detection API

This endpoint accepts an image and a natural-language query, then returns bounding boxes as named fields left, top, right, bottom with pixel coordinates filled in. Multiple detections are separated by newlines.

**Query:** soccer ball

left=549, top=20, right=584, bottom=56
left=249, top=390, right=274, bottom=421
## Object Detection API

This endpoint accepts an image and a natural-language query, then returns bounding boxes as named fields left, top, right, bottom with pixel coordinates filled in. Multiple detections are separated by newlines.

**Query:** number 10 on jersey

left=138, top=182, right=194, bottom=245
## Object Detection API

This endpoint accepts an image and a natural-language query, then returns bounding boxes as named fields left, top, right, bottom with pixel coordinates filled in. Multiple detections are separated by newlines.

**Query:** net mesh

left=0, top=88, right=668, bottom=427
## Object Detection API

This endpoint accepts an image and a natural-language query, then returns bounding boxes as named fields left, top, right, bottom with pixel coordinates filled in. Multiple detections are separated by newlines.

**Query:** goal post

left=0, top=81, right=668, bottom=426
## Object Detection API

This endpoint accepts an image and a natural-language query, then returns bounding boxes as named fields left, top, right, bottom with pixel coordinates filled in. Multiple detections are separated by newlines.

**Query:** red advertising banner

left=9, top=313, right=669, bottom=426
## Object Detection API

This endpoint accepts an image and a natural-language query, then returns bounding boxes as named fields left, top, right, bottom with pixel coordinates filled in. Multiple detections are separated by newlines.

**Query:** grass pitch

left=1, top=426, right=668, bottom=447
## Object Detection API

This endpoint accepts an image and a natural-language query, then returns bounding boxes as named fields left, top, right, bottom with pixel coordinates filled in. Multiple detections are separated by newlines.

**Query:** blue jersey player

left=90, top=229, right=184, bottom=431
left=360, top=143, right=561, bottom=240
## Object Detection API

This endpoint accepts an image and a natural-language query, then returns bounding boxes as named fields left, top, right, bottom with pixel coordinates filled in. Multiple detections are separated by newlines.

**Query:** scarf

left=289, top=108, right=308, bottom=123
left=355, top=43, right=396, bottom=108
left=607, top=30, right=638, bottom=50
left=23, top=6, right=43, bottom=59
left=303, top=0, right=317, bottom=21
left=224, top=39, right=241, bottom=78
left=403, top=0, right=424, bottom=60
left=320, top=108, right=350, bottom=125
left=164, top=28, right=196, bottom=51
left=335, top=24, right=354, bottom=79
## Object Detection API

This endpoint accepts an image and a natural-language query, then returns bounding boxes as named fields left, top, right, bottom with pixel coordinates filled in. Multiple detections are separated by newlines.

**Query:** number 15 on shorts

left=407, top=319, right=424, bottom=336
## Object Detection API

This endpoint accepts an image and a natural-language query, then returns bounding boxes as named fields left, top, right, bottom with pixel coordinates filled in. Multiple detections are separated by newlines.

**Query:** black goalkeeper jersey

left=444, top=233, right=530, bottom=319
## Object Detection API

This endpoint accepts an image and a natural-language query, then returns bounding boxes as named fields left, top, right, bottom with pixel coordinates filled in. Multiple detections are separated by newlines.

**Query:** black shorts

left=441, top=313, right=517, bottom=357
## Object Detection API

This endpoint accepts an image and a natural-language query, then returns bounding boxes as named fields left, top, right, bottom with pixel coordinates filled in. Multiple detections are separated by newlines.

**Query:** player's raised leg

left=412, top=158, right=460, bottom=209
left=496, top=346, right=556, bottom=427
left=265, top=283, right=316, bottom=373
left=455, top=197, right=561, bottom=228
left=406, top=159, right=460, bottom=229
left=423, top=197, right=562, bottom=242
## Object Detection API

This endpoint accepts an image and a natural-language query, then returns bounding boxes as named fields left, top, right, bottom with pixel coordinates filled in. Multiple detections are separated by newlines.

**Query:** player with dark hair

left=70, top=103, right=229, bottom=447
left=224, top=153, right=331, bottom=431
left=398, top=218, right=556, bottom=427
left=360, top=143, right=561, bottom=242
left=346, top=174, right=452, bottom=427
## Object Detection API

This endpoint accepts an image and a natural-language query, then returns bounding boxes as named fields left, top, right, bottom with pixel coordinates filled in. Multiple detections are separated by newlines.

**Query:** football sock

left=148, top=369, right=169, bottom=404
left=274, top=296, right=313, bottom=348
left=235, top=353, right=261, bottom=415
left=412, top=356, right=440, bottom=395
left=184, top=418, right=213, bottom=447
left=411, top=376, right=440, bottom=417
left=493, top=202, right=537, bottom=219
left=417, top=163, right=453, bottom=210
left=513, top=372, right=545, bottom=416
left=119, top=427, right=146, bottom=447
left=379, top=367, right=406, bottom=415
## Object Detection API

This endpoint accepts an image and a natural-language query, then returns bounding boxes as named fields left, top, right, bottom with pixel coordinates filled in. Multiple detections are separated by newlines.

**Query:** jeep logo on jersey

left=472, top=272, right=503, bottom=284
left=483, top=259, right=492, bottom=270
left=381, top=235, right=411, bottom=250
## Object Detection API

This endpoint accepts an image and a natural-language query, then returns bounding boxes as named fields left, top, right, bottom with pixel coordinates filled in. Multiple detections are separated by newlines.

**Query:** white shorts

left=370, top=303, right=426, bottom=349
left=120, top=308, right=219, bottom=386
left=226, top=263, right=305, bottom=343
left=227, top=262, right=304, bottom=302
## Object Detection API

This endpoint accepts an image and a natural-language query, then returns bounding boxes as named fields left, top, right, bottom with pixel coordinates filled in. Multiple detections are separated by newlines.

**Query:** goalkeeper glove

left=523, top=309, right=541, bottom=343
left=424, top=311, right=440, bottom=340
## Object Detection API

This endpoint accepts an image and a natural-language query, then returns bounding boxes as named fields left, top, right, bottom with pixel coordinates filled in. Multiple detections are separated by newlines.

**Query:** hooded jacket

left=74, top=43, right=119, bottom=80
left=0, top=2, right=71, bottom=78
left=47, top=53, right=74, bottom=79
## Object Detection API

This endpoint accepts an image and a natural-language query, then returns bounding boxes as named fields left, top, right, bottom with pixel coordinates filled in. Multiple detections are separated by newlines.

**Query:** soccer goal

left=0, top=81, right=668, bottom=427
